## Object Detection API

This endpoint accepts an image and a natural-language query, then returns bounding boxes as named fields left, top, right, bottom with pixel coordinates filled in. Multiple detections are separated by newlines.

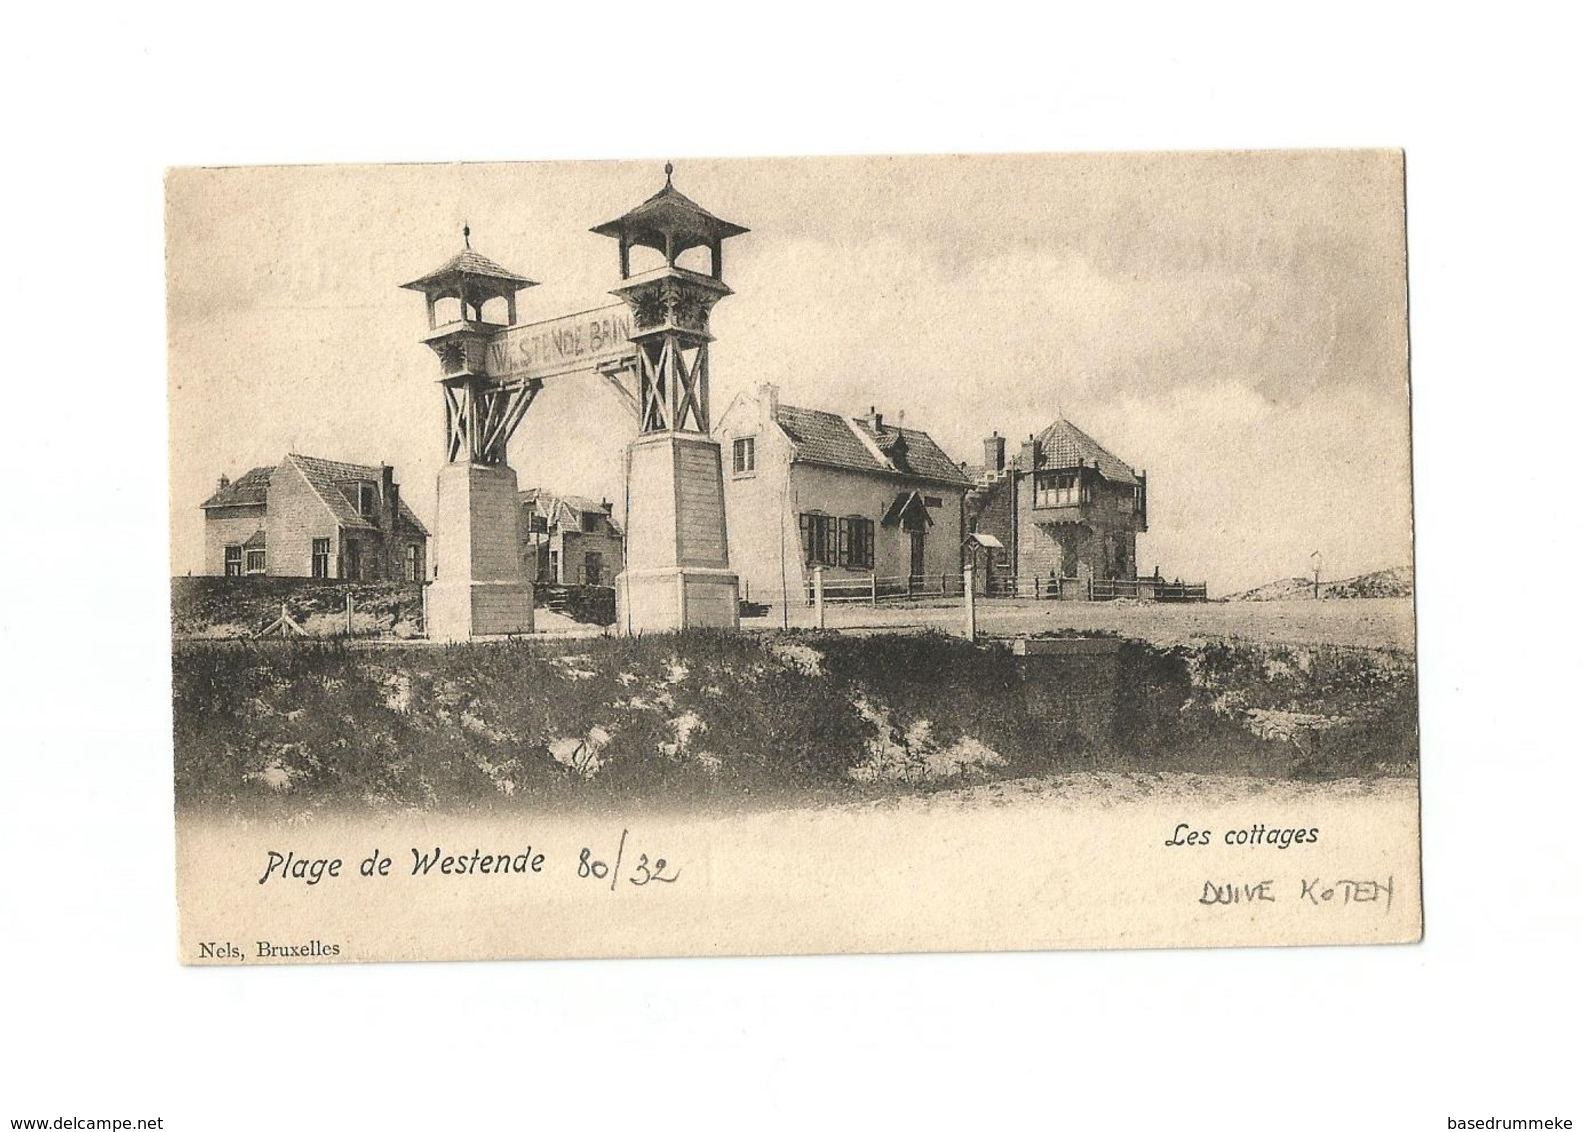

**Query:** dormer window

left=358, top=482, right=377, bottom=517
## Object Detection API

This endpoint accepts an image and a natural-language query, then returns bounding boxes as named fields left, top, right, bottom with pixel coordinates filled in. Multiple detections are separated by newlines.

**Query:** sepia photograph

left=168, top=151, right=1419, bottom=962
left=8, top=10, right=1581, bottom=1129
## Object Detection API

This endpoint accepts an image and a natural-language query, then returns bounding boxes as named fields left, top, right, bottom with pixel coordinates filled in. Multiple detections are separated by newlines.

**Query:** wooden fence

left=784, top=569, right=1208, bottom=612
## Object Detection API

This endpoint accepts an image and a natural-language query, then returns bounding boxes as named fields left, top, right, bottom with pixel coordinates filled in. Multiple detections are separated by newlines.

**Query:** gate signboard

left=485, top=303, right=637, bottom=381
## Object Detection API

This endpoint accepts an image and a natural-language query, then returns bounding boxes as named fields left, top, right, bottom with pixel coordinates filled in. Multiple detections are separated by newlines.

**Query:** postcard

left=168, top=150, right=1419, bottom=963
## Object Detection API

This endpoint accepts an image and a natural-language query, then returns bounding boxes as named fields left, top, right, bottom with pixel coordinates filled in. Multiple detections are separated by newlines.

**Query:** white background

left=1, top=4, right=1576, bottom=1129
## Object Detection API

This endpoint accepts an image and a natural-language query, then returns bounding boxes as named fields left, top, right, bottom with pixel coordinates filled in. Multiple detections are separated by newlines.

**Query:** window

left=345, top=539, right=362, bottom=581
left=549, top=549, right=560, bottom=582
left=1118, top=487, right=1135, bottom=513
left=732, top=436, right=756, bottom=475
left=799, top=513, right=874, bottom=570
left=525, top=509, right=548, bottom=534
left=583, top=552, right=604, bottom=586
left=923, top=495, right=942, bottom=508
left=223, top=545, right=242, bottom=577
left=581, top=512, right=601, bottom=534
left=1034, top=471, right=1087, bottom=507
left=311, top=538, right=331, bottom=579
left=245, top=549, right=266, bottom=574
left=838, top=517, right=875, bottom=569
left=358, top=483, right=377, bottom=517
left=406, top=544, right=420, bottom=582
left=799, top=512, right=837, bottom=567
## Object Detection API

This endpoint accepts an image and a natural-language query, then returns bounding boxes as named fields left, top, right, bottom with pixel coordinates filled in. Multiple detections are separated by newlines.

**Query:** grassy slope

left=172, top=577, right=425, bottom=639
left=173, top=631, right=1418, bottom=817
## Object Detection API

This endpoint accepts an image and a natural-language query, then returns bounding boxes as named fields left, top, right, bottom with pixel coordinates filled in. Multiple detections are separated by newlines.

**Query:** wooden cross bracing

left=636, top=336, right=710, bottom=434
left=442, top=377, right=543, bottom=465
left=440, top=356, right=650, bottom=466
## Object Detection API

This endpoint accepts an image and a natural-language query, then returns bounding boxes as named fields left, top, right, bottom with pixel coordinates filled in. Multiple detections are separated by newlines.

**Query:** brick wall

left=966, top=477, right=1015, bottom=590
left=202, top=505, right=266, bottom=575
left=787, top=463, right=964, bottom=591
left=264, top=458, right=345, bottom=578
left=1013, top=473, right=1144, bottom=589
left=558, top=524, right=624, bottom=584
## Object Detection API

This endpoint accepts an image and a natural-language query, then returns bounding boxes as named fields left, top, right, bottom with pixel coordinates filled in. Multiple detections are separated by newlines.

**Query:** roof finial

left=664, top=162, right=674, bottom=186
left=462, top=222, right=471, bottom=249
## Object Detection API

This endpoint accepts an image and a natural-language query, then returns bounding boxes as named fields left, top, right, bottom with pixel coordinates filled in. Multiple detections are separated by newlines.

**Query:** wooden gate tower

left=592, top=165, right=746, bottom=633
left=403, top=167, right=746, bottom=639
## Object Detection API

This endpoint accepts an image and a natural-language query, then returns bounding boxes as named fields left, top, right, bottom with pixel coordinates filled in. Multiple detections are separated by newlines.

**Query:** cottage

left=716, top=384, right=972, bottom=606
left=519, top=490, right=625, bottom=586
left=964, top=419, right=1148, bottom=598
left=200, top=454, right=429, bottom=581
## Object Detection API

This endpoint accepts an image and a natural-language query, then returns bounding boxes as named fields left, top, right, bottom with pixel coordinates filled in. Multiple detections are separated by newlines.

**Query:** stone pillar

left=428, top=463, right=534, bottom=640
left=616, top=432, right=739, bottom=634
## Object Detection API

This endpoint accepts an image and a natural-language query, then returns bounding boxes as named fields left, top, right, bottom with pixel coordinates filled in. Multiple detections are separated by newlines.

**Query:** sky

left=166, top=151, right=1411, bottom=594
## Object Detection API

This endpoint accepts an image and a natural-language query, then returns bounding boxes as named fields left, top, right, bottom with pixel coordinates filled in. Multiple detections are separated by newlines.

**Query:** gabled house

left=200, top=454, right=429, bottom=581
left=716, top=384, right=972, bottom=605
left=519, top=489, right=624, bottom=587
left=964, top=418, right=1148, bottom=597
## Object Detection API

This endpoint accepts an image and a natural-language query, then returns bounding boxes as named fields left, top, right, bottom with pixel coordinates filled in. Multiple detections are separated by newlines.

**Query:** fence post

left=869, top=571, right=877, bottom=606
left=812, top=566, right=826, bottom=629
left=963, top=564, right=977, bottom=642
left=345, top=592, right=354, bottom=636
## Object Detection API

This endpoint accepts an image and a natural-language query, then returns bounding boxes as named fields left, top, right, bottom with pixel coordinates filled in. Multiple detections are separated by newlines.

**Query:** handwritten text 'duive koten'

left=1197, top=877, right=1394, bottom=911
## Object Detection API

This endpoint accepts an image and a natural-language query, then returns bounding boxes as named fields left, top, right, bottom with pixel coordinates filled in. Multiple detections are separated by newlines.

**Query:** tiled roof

left=520, top=489, right=623, bottom=537
left=242, top=528, right=268, bottom=549
left=591, top=179, right=749, bottom=247
left=200, top=466, right=272, bottom=509
left=774, top=405, right=972, bottom=488
left=286, top=454, right=430, bottom=536
left=559, top=494, right=611, bottom=517
left=203, top=456, right=429, bottom=535
left=1030, top=419, right=1139, bottom=485
left=400, top=248, right=536, bottom=292
left=557, top=494, right=623, bottom=537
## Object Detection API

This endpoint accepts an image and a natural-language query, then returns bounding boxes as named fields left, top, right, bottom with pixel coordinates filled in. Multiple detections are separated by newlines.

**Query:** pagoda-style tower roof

left=400, top=245, right=537, bottom=294
left=591, top=166, right=749, bottom=264
left=401, top=228, right=536, bottom=332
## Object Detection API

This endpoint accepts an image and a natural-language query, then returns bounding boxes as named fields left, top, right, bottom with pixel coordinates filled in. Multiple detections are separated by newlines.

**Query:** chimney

left=1020, top=433, right=1043, bottom=471
left=863, top=405, right=884, bottom=431
left=382, top=465, right=396, bottom=529
left=601, top=498, right=613, bottom=513
left=217, top=473, right=230, bottom=491
left=759, top=382, right=780, bottom=426
left=984, top=431, right=1006, bottom=472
